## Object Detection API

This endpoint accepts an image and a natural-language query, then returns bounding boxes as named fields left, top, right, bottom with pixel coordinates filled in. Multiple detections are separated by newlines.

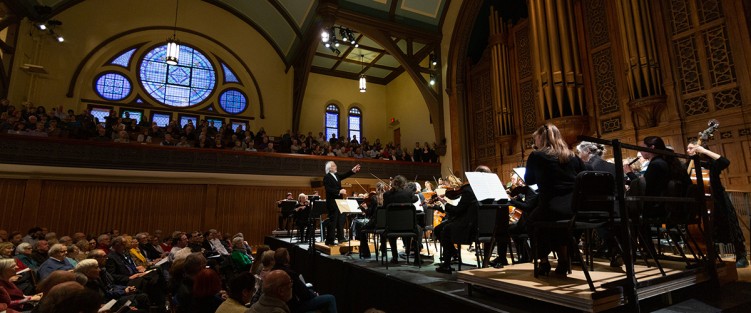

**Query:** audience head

left=577, top=141, right=605, bottom=162
left=88, top=249, right=108, bottom=267
left=261, top=250, right=276, bottom=268
left=262, top=270, right=293, bottom=302
left=37, top=270, right=79, bottom=294
left=231, top=237, right=245, bottom=250
left=97, top=234, right=111, bottom=246
left=0, top=258, right=17, bottom=280
left=15, top=242, right=32, bottom=256
left=227, top=272, right=256, bottom=304
left=35, top=281, right=100, bottom=313
left=193, top=268, right=222, bottom=298
left=48, top=243, right=67, bottom=260
left=184, top=252, right=207, bottom=276
left=273, top=247, right=290, bottom=267
left=0, top=242, right=13, bottom=257
left=110, top=236, right=128, bottom=253
left=74, top=259, right=100, bottom=280
left=9, top=232, right=22, bottom=245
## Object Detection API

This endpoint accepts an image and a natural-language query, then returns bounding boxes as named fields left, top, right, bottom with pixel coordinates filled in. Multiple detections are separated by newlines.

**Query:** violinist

left=356, top=182, right=385, bottom=258
left=490, top=173, right=537, bottom=267
left=294, top=194, right=311, bottom=242
left=276, top=192, right=295, bottom=231
left=434, top=166, right=489, bottom=274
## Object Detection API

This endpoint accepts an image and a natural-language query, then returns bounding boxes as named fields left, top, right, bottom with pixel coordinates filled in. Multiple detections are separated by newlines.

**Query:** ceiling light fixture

left=165, top=0, right=181, bottom=66
left=359, top=53, right=366, bottom=93
left=34, top=19, right=64, bottom=43
left=321, top=25, right=358, bottom=49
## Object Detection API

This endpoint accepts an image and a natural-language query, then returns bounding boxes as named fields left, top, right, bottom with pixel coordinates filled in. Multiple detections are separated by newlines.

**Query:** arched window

left=324, top=104, right=339, bottom=142
left=348, top=107, right=362, bottom=142
left=138, top=44, right=216, bottom=107
left=94, top=72, right=131, bottom=101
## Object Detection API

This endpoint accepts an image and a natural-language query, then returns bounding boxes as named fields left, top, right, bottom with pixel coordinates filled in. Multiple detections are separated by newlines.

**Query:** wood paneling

left=0, top=179, right=324, bottom=246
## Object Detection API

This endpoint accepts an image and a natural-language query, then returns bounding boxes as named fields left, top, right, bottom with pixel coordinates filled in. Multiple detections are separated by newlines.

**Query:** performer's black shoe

left=324, top=241, right=335, bottom=246
left=435, top=264, right=454, bottom=274
left=390, top=258, right=400, bottom=265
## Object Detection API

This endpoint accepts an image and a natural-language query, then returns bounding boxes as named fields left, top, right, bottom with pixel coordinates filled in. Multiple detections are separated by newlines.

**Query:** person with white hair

left=577, top=141, right=616, bottom=177
left=0, top=258, right=43, bottom=311
left=322, top=161, right=361, bottom=245
left=75, top=258, right=150, bottom=310
left=37, top=243, right=75, bottom=280
left=14, top=242, right=37, bottom=270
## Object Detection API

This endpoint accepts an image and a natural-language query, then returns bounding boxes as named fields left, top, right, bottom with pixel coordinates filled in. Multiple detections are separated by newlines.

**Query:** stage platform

left=457, top=259, right=736, bottom=312
left=264, top=236, right=750, bottom=313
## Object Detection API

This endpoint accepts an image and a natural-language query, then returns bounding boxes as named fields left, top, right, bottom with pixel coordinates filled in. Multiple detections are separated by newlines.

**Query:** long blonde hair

left=533, top=123, right=574, bottom=163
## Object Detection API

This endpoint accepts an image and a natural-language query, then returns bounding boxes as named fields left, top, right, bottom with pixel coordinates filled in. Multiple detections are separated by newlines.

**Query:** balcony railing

left=0, top=134, right=441, bottom=180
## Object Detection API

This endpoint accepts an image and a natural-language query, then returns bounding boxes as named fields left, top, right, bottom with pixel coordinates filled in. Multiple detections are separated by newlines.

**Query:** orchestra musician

left=433, top=166, right=489, bottom=274
left=525, top=124, right=586, bottom=277
left=293, top=194, right=311, bottom=242
left=686, top=142, right=748, bottom=268
left=577, top=141, right=616, bottom=177
left=323, top=161, right=361, bottom=245
left=490, top=174, right=537, bottom=267
left=276, top=192, right=295, bottom=231
left=356, top=182, right=386, bottom=258
left=382, top=176, right=418, bottom=264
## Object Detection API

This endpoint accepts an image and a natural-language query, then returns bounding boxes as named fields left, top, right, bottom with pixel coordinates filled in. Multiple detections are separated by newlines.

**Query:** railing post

left=613, top=139, right=640, bottom=312
left=693, top=154, right=719, bottom=286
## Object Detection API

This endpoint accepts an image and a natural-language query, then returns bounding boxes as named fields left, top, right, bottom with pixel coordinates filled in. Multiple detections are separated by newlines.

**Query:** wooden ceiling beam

left=310, top=66, right=389, bottom=85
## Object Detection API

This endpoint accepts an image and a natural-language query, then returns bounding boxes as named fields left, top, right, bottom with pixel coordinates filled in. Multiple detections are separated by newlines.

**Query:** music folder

left=512, top=167, right=538, bottom=191
left=465, top=172, right=510, bottom=202
left=335, top=199, right=362, bottom=214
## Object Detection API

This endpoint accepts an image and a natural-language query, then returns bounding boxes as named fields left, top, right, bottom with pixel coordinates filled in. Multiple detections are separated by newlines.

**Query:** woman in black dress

left=687, top=142, right=748, bottom=268
left=525, top=124, right=586, bottom=276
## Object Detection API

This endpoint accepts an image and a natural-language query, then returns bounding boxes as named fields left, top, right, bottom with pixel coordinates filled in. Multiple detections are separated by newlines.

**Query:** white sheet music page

left=335, top=199, right=362, bottom=213
left=465, top=172, right=509, bottom=201
left=413, top=198, right=423, bottom=212
left=512, top=167, right=538, bottom=191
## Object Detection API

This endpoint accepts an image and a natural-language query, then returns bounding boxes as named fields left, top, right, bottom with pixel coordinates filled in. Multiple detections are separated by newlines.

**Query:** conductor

left=323, top=161, right=362, bottom=245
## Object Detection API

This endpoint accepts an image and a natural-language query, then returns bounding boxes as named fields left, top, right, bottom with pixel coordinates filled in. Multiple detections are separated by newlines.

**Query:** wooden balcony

left=0, top=134, right=441, bottom=180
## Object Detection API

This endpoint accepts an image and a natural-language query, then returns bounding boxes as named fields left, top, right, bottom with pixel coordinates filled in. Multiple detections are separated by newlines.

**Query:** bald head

left=263, top=270, right=293, bottom=302
left=474, top=165, right=492, bottom=173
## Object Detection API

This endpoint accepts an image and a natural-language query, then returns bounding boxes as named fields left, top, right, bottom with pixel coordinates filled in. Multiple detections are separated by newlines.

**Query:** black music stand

left=309, top=200, right=327, bottom=252
left=279, top=200, right=298, bottom=242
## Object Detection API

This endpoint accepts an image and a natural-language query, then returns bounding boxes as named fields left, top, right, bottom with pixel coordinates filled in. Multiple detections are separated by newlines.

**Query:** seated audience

left=74, top=258, right=150, bottom=311
left=273, top=248, right=337, bottom=313
left=38, top=244, right=75, bottom=280
left=0, top=259, right=42, bottom=311
left=247, top=270, right=293, bottom=313
left=216, top=272, right=255, bottom=313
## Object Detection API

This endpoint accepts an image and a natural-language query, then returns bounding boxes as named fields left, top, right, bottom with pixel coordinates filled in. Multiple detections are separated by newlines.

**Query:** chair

left=474, top=203, right=503, bottom=268
left=382, top=203, right=420, bottom=269
left=532, top=171, right=617, bottom=292
left=359, top=206, right=386, bottom=261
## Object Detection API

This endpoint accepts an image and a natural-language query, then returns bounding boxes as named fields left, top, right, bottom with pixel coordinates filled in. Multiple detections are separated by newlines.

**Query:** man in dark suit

left=106, top=236, right=165, bottom=307
left=323, top=161, right=361, bottom=245
left=382, top=175, right=419, bottom=263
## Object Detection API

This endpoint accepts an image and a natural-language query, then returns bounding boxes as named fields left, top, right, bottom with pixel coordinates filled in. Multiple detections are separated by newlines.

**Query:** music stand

left=279, top=200, right=298, bottom=242
left=310, top=200, right=327, bottom=252
left=307, top=195, right=321, bottom=202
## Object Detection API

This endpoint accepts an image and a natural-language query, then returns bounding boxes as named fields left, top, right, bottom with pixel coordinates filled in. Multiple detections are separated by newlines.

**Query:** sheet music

left=512, top=167, right=538, bottom=191
left=154, top=257, right=169, bottom=267
left=465, top=172, right=509, bottom=201
left=335, top=199, right=362, bottom=213
left=99, top=299, right=117, bottom=312
left=413, top=198, right=423, bottom=212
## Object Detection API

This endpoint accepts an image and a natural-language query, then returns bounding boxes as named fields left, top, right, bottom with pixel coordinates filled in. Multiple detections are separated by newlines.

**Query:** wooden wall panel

left=33, top=181, right=207, bottom=239
left=0, top=179, right=27, bottom=232
left=0, top=179, right=328, bottom=246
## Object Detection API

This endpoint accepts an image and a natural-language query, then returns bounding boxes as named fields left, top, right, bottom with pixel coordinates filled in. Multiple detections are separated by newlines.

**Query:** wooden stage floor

left=268, top=235, right=746, bottom=312
left=457, top=259, right=736, bottom=312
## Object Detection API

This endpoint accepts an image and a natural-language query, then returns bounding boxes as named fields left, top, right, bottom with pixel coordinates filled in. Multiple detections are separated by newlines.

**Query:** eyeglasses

left=94, top=255, right=108, bottom=259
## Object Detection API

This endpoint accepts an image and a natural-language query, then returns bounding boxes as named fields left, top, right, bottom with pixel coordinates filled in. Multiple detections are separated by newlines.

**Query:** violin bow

left=369, top=172, right=388, bottom=186
left=354, top=180, right=369, bottom=194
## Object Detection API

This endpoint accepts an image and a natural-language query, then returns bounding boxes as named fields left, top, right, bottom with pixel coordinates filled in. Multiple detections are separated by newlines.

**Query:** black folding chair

left=382, top=203, right=420, bottom=269
left=532, top=171, right=618, bottom=291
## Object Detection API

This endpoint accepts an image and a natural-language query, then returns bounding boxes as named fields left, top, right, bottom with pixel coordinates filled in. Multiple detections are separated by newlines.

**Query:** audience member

left=38, top=244, right=75, bottom=280
left=247, top=270, right=293, bottom=313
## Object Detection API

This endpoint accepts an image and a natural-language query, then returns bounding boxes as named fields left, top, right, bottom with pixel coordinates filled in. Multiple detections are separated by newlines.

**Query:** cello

left=686, top=119, right=719, bottom=254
